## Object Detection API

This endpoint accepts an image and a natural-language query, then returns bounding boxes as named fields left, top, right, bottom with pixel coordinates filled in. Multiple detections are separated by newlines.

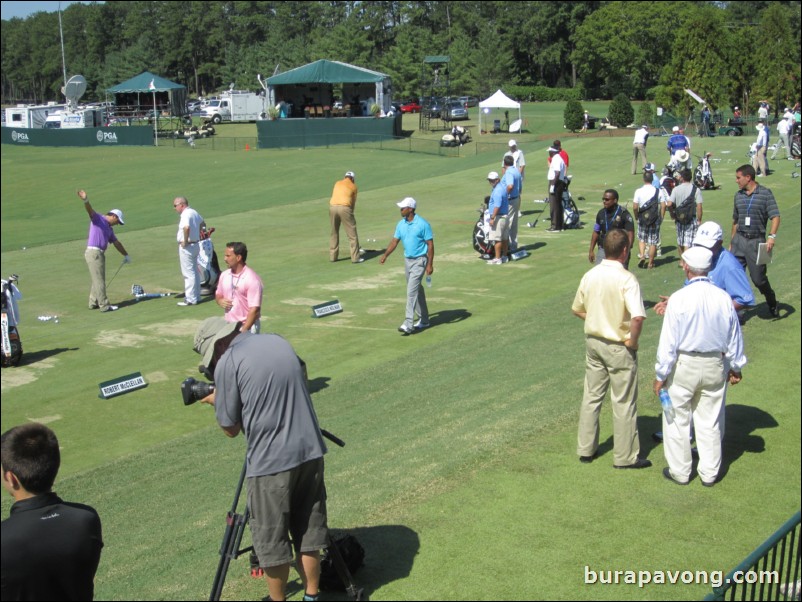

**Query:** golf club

left=527, top=206, right=546, bottom=229
left=107, top=259, right=126, bottom=288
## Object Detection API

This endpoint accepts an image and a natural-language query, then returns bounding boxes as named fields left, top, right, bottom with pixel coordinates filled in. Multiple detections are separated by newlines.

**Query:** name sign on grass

left=98, top=372, right=147, bottom=399
left=312, top=300, right=343, bottom=318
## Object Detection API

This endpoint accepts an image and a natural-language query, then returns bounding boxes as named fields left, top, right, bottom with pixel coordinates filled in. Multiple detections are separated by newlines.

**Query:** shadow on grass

left=521, top=242, right=547, bottom=254
left=748, top=301, right=796, bottom=322
left=316, top=525, right=420, bottom=600
left=594, top=412, right=663, bottom=463
left=428, top=308, right=471, bottom=327
left=308, top=376, right=331, bottom=394
left=719, top=403, right=778, bottom=480
left=20, top=347, right=78, bottom=365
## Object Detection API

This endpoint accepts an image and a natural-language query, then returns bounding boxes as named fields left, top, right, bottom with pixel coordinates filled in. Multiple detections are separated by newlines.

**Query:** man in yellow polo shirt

left=572, top=229, right=651, bottom=470
left=329, top=171, right=364, bottom=263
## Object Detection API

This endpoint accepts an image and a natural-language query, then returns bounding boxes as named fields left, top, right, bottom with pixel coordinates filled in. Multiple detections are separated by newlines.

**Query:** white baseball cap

left=396, top=197, right=417, bottom=209
left=672, top=126, right=680, bottom=132
left=693, top=222, right=723, bottom=249
left=487, top=171, right=500, bottom=181
left=345, top=171, right=355, bottom=179
left=508, top=139, right=517, bottom=147
left=108, top=209, right=125, bottom=225
left=682, top=246, right=713, bottom=271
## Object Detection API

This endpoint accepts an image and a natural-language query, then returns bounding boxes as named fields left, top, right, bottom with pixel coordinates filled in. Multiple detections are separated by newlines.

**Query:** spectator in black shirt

left=1, top=423, right=103, bottom=601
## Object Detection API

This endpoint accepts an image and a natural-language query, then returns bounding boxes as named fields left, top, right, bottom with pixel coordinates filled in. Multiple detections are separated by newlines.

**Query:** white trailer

left=201, top=91, right=266, bottom=124
left=3, top=103, right=67, bottom=128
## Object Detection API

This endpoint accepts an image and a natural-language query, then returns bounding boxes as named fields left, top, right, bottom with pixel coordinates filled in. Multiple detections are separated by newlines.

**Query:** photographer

left=193, top=318, right=328, bottom=602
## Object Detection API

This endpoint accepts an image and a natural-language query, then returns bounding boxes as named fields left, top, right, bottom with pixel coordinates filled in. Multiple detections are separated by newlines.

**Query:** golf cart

left=718, top=118, right=745, bottom=137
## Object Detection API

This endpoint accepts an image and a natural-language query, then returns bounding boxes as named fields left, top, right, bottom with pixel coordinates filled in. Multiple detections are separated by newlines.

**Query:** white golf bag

left=694, top=153, right=715, bottom=190
left=1, top=275, right=23, bottom=367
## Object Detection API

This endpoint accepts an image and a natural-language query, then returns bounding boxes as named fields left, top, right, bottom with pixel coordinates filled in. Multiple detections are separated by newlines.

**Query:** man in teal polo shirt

left=380, top=197, right=435, bottom=335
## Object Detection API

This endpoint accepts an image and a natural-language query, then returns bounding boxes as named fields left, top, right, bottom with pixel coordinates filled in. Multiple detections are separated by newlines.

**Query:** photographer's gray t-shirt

left=214, top=333, right=326, bottom=477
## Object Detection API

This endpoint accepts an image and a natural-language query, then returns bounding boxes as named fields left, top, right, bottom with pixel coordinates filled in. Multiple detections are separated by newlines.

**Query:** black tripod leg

left=209, top=460, right=249, bottom=601
left=325, top=533, right=366, bottom=601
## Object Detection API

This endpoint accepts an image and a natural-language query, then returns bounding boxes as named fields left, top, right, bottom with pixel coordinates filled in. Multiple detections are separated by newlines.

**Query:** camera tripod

left=209, top=430, right=365, bottom=601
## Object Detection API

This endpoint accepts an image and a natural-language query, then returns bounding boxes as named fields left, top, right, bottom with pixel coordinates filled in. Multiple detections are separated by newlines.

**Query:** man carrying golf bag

left=195, top=320, right=329, bottom=602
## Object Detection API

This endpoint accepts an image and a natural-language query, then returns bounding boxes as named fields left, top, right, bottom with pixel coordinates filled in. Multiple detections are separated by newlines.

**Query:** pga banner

left=98, top=372, right=147, bottom=399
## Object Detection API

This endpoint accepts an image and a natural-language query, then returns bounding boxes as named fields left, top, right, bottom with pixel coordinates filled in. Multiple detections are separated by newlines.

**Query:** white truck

left=44, top=106, right=106, bottom=129
left=201, top=91, right=266, bottom=124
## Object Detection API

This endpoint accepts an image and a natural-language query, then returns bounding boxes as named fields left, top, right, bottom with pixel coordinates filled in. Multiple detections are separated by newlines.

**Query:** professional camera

left=181, top=377, right=215, bottom=406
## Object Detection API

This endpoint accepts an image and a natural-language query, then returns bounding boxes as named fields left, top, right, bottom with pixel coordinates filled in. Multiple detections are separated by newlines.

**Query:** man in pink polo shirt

left=215, top=242, right=264, bottom=333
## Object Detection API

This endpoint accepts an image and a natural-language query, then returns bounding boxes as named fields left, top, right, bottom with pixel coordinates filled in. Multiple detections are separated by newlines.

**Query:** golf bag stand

left=472, top=198, right=493, bottom=258
left=210, top=431, right=364, bottom=602
left=693, top=152, right=715, bottom=190
left=1, top=275, right=23, bottom=368
left=562, top=176, right=580, bottom=229
left=199, top=226, right=221, bottom=297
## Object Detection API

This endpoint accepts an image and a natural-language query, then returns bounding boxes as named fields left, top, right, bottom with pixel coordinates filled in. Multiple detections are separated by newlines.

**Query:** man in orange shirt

left=329, top=171, right=364, bottom=263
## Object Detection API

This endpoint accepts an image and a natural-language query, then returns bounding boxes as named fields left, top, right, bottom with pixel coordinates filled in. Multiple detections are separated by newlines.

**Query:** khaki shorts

left=247, top=457, right=328, bottom=567
left=489, top=215, right=509, bottom=242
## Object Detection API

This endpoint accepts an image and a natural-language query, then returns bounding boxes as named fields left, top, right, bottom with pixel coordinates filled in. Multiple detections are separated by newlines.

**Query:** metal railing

left=705, top=510, right=801, bottom=601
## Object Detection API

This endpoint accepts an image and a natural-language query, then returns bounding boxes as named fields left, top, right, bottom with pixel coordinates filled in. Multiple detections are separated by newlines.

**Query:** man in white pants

left=173, top=196, right=205, bottom=306
left=654, top=246, right=747, bottom=487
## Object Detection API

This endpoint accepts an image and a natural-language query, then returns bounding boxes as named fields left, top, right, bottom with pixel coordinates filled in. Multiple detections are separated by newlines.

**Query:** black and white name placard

left=98, top=372, right=147, bottom=399
left=312, top=300, right=343, bottom=318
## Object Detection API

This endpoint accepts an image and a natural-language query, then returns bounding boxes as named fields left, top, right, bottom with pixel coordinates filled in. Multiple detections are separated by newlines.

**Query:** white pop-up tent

left=478, top=89, right=522, bottom=134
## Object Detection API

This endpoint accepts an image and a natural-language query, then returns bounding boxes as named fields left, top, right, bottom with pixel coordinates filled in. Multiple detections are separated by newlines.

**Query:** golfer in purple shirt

left=77, top=189, right=130, bottom=312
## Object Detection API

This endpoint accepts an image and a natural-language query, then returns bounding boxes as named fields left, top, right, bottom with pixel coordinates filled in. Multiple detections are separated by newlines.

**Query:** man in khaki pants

left=329, top=171, right=363, bottom=263
left=572, top=229, right=651, bottom=470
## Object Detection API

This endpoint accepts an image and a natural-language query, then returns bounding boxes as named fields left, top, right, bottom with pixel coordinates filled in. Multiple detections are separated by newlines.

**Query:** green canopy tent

left=266, top=60, right=391, bottom=117
left=107, top=71, right=187, bottom=117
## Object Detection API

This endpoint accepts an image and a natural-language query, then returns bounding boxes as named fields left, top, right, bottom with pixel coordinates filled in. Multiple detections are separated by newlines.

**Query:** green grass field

left=1, top=102, right=800, bottom=601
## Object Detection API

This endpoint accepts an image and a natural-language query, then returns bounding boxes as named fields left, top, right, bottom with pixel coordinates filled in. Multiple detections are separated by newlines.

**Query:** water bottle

left=425, top=275, right=432, bottom=288
left=659, top=389, right=675, bottom=423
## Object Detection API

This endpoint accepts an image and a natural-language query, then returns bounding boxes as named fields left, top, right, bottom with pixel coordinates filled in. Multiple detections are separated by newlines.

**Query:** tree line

left=1, top=1, right=799, bottom=115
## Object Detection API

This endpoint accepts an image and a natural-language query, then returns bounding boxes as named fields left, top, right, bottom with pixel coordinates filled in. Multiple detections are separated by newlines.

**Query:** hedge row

left=505, top=85, right=586, bottom=102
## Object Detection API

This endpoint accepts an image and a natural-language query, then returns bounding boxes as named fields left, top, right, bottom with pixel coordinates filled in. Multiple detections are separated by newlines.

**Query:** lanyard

left=605, top=206, right=621, bottom=232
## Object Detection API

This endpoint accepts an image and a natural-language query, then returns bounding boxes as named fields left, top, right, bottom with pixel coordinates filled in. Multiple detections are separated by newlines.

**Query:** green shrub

left=564, top=99, right=585, bottom=132
left=636, top=102, right=654, bottom=128
left=609, top=93, right=635, bottom=127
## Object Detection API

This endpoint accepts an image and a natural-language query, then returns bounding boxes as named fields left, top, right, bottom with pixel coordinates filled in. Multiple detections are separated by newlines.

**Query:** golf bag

left=562, top=176, right=580, bottom=229
left=661, top=166, right=678, bottom=194
left=198, top=226, right=221, bottom=296
left=1, top=275, right=23, bottom=368
left=791, top=123, right=801, bottom=159
left=694, top=153, right=715, bottom=190
left=440, top=125, right=471, bottom=147
left=472, top=197, right=494, bottom=258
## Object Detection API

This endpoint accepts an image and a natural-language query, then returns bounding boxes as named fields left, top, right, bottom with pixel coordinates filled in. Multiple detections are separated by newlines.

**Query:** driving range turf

left=1, top=105, right=800, bottom=600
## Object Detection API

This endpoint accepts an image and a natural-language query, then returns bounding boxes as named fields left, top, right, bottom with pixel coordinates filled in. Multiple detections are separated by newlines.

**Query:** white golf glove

left=123, top=255, right=132, bottom=264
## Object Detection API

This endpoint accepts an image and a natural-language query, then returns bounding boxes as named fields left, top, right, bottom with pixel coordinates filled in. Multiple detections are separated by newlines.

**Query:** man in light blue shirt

left=692, top=222, right=755, bottom=317
left=380, top=197, right=434, bottom=334
left=486, top=171, right=510, bottom=264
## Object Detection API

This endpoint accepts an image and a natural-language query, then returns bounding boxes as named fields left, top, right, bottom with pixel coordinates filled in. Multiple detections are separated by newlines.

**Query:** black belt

left=738, top=231, right=763, bottom=240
